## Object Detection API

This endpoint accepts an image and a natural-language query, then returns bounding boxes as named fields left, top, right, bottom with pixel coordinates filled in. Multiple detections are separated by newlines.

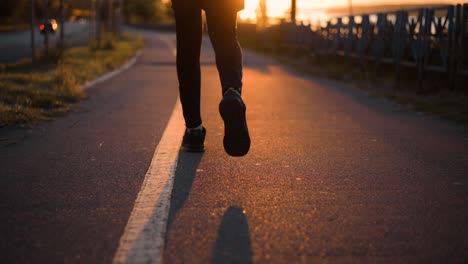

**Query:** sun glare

left=238, top=0, right=461, bottom=22
left=266, top=0, right=292, bottom=17
left=239, top=0, right=295, bottom=21
left=239, top=0, right=259, bottom=20
left=239, top=9, right=256, bottom=20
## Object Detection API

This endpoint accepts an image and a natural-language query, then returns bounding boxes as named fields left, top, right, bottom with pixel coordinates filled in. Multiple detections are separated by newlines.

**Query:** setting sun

left=240, top=0, right=291, bottom=20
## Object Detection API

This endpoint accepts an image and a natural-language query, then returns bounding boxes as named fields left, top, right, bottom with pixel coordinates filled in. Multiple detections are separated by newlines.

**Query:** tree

left=256, top=0, right=268, bottom=28
left=123, top=0, right=162, bottom=23
left=0, top=0, right=27, bottom=24
left=291, top=0, right=296, bottom=22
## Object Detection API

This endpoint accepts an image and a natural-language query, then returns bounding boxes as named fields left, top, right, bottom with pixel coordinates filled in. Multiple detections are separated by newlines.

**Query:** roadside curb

left=81, top=50, right=143, bottom=91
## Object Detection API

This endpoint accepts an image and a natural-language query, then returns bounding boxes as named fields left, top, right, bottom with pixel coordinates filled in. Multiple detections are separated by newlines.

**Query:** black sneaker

left=182, top=127, right=206, bottom=152
left=219, top=88, right=250, bottom=156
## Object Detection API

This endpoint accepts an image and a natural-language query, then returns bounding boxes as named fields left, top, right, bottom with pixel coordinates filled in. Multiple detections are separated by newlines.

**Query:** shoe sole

left=219, top=94, right=250, bottom=157
left=182, top=145, right=205, bottom=153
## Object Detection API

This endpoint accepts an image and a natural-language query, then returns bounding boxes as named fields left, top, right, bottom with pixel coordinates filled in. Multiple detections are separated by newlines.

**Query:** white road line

left=113, top=33, right=183, bottom=264
left=157, top=35, right=177, bottom=56
left=113, top=101, right=184, bottom=264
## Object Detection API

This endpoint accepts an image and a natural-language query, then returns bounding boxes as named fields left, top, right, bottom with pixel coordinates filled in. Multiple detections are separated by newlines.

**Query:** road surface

left=1, top=28, right=468, bottom=263
left=0, top=21, right=89, bottom=63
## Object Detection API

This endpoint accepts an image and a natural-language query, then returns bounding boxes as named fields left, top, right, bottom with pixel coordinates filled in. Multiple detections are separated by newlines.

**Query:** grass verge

left=0, top=33, right=144, bottom=128
left=239, top=37, right=468, bottom=127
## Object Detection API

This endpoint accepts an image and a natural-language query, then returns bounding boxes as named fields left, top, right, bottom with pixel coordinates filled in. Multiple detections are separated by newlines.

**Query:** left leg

left=174, top=6, right=203, bottom=129
left=174, top=6, right=206, bottom=152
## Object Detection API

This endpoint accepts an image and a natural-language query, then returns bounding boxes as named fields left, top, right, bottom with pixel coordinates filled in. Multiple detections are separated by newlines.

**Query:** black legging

left=174, top=7, right=243, bottom=128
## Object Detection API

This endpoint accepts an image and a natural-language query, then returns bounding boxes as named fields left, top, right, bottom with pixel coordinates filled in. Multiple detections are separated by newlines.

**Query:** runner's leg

left=205, top=9, right=243, bottom=95
left=174, top=7, right=203, bottom=128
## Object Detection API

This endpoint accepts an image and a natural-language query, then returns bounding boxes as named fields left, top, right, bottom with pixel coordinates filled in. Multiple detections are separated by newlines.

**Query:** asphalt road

left=1, top=28, right=468, bottom=263
left=0, top=21, right=90, bottom=63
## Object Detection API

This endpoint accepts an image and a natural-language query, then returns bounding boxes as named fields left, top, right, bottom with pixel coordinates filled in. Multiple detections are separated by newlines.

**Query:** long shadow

left=166, top=150, right=204, bottom=231
left=211, top=206, right=253, bottom=264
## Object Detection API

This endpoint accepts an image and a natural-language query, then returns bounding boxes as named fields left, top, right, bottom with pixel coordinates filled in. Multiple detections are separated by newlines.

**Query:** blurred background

left=1, top=0, right=467, bottom=123
left=240, top=0, right=460, bottom=23
left=1, top=0, right=465, bottom=63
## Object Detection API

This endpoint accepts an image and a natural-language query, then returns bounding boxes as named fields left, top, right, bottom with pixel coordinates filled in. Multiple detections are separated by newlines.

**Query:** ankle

left=223, top=87, right=241, bottom=96
left=187, top=125, right=203, bottom=133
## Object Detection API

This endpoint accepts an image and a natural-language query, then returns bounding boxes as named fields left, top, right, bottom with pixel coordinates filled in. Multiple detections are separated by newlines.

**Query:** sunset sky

left=238, top=0, right=458, bottom=20
left=161, top=0, right=460, bottom=21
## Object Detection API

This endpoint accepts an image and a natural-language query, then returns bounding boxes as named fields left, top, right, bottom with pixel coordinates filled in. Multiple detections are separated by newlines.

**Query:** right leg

left=174, top=7, right=203, bottom=128
left=204, top=9, right=250, bottom=156
left=204, top=8, right=243, bottom=95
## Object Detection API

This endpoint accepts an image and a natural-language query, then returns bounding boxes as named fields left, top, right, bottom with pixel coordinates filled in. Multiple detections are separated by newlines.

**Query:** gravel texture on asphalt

left=1, top=30, right=467, bottom=264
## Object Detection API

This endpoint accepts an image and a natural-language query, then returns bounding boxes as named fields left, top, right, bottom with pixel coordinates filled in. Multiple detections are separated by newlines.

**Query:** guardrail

left=246, top=4, right=468, bottom=90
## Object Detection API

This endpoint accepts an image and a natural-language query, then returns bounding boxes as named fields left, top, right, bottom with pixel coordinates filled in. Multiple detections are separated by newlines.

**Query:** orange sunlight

left=240, top=0, right=291, bottom=20
left=239, top=0, right=461, bottom=22
left=161, top=0, right=461, bottom=22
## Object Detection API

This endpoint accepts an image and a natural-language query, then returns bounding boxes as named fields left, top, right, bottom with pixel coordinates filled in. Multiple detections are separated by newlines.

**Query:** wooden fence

left=240, top=4, right=468, bottom=89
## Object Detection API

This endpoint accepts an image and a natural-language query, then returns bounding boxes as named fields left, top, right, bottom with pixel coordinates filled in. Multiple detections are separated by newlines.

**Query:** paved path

left=0, top=22, right=89, bottom=63
left=1, top=29, right=468, bottom=263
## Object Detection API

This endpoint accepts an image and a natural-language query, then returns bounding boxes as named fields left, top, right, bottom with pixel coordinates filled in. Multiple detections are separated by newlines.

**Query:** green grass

left=0, top=33, right=144, bottom=127
left=383, top=92, right=468, bottom=124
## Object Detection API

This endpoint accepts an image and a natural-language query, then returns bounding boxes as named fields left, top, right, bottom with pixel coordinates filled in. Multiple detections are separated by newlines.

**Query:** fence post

left=416, top=8, right=425, bottom=91
left=345, top=16, right=355, bottom=63
left=461, top=4, right=468, bottom=82
left=359, top=15, right=370, bottom=71
left=447, top=6, right=455, bottom=90
left=421, top=8, right=433, bottom=91
left=334, top=18, right=342, bottom=60
left=393, top=11, right=405, bottom=83
left=313, top=20, right=321, bottom=58
left=326, top=21, right=331, bottom=57
left=453, top=4, right=462, bottom=78
left=374, top=13, right=385, bottom=78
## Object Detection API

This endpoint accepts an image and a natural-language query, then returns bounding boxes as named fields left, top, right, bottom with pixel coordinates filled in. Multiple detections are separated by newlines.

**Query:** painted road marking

left=158, top=34, right=177, bottom=56
left=82, top=51, right=142, bottom=91
left=113, top=33, right=183, bottom=264
left=113, top=101, right=184, bottom=264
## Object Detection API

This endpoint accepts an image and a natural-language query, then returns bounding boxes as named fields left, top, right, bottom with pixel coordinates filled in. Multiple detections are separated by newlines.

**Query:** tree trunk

left=30, top=0, right=36, bottom=63
left=291, top=0, right=296, bottom=22
left=60, top=0, right=65, bottom=50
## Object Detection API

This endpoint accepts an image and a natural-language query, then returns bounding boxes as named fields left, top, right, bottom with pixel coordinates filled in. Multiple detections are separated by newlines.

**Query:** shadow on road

left=211, top=206, right=253, bottom=264
left=166, top=150, right=204, bottom=231
left=164, top=151, right=253, bottom=263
